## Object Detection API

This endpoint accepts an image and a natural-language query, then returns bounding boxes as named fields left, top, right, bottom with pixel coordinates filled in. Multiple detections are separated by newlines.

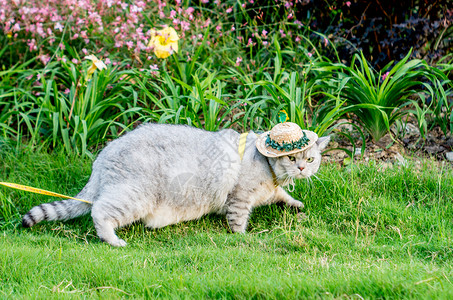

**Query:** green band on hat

left=265, top=131, right=310, bottom=152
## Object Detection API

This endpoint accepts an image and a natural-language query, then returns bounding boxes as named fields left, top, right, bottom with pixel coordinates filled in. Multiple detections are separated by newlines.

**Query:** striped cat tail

left=22, top=199, right=92, bottom=227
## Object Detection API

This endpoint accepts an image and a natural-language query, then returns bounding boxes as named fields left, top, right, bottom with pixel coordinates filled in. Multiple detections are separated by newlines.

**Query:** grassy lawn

left=1, top=1, right=451, bottom=299
left=1, top=146, right=453, bottom=298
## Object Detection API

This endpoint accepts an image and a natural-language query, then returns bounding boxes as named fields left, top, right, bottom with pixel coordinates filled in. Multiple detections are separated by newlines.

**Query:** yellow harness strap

left=0, top=182, right=93, bottom=204
left=238, top=132, right=249, bottom=161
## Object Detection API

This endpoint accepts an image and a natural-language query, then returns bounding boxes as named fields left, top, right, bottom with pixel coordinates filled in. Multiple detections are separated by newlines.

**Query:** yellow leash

left=0, top=182, right=93, bottom=204
left=238, top=132, right=249, bottom=161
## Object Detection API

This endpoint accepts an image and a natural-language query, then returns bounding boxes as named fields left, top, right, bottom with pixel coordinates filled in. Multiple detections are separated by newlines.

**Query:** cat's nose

left=298, top=166, right=305, bottom=171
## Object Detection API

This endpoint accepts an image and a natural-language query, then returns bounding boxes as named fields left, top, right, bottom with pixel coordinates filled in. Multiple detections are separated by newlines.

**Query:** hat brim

left=255, top=130, right=318, bottom=158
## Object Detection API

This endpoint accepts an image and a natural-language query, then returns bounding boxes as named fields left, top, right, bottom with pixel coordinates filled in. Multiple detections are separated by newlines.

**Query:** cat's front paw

left=287, top=199, right=304, bottom=208
left=112, top=239, right=127, bottom=247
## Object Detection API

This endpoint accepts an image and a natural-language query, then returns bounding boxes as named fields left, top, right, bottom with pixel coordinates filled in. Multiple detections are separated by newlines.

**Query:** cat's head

left=268, top=136, right=330, bottom=181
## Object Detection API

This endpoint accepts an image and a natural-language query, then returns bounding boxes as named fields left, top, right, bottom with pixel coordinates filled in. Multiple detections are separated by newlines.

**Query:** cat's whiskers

left=277, top=174, right=296, bottom=192
left=312, top=172, right=327, bottom=180
left=312, top=174, right=328, bottom=192
left=276, top=171, right=290, bottom=181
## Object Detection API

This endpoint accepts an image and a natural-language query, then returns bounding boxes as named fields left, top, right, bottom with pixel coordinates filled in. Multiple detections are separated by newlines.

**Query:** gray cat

left=22, top=123, right=330, bottom=246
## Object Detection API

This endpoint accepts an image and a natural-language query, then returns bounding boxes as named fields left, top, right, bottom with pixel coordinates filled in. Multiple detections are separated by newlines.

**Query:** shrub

left=291, top=0, right=453, bottom=68
left=316, top=50, right=446, bottom=142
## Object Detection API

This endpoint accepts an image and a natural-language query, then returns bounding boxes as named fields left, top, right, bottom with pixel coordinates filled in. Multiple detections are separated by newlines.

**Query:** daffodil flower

left=148, top=27, right=179, bottom=59
left=84, top=54, right=107, bottom=76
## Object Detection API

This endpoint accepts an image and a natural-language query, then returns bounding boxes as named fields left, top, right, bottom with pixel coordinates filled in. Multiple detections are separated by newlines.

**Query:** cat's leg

left=274, top=186, right=304, bottom=208
left=225, top=196, right=254, bottom=233
left=91, top=202, right=127, bottom=247
left=91, top=191, right=143, bottom=247
left=92, top=216, right=127, bottom=247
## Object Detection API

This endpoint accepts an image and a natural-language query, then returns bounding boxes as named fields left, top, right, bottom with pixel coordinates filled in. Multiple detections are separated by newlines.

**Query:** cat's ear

left=316, top=136, right=330, bottom=151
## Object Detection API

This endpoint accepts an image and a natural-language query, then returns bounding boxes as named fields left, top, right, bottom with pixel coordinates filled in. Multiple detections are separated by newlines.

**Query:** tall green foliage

left=1, top=59, right=143, bottom=156
left=317, top=51, right=445, bottom=142
left=238, top=41, right=346, bottom=137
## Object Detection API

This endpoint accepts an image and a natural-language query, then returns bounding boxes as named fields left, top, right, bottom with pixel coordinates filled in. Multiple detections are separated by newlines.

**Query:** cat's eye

left=307, top=157, right=314, bottom=163
left=288, top=156, right=296, bottom=162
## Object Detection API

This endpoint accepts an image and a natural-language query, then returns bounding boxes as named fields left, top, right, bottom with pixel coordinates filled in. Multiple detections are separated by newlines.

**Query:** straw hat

left=255, top=122, right=318, bottom=158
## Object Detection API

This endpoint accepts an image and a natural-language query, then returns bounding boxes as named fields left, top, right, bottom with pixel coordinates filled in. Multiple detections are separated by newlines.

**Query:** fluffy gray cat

left=22, top=123, right=330, bottom=246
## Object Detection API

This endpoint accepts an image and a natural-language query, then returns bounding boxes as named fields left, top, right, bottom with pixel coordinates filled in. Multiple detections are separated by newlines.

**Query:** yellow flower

left=148, top=27, right=179, bottom=59
left=84, top=54, right=107, bottom=76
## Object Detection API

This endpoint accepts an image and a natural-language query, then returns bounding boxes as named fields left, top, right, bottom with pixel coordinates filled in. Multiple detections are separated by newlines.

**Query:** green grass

left=1, top=146, right=453, bottom=298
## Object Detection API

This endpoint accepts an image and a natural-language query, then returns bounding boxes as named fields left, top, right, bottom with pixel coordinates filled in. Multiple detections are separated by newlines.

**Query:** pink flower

left=55, top=22, right=63, bottom=32
left=226, top=7, right=233, bottom=13
left=346, top=1, right=351, bottom=7
left=64, top=88, right=70, bottom=94
left=279, top=29, right=286, bottom=38
left=382, top=71, right=390, bottom=81
left=181, top=21, right=190, bottom=31
left=307, top=52, right=313, bottom=58
left=27, top=39, right=37, bottom=51
left=262, top=29, right=268, bottom=37
left=235, top=57, right=242, bottom=66
left=71, top=58, right=78, bottom=64
left=40, top=54, right=50, bottom=65
left=294, top=20, right=303, bottom=28
left=82, top=48, right=88, bottom=55
left=216, top=25, right=222, bottom=32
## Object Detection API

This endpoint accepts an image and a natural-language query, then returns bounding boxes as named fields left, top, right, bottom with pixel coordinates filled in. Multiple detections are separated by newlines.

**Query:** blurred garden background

left=0, top=0, right=451, bottom=158
left=1, top=0, right=453, bottom=298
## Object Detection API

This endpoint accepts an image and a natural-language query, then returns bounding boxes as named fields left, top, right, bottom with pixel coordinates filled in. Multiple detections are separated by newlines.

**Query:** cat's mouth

left=292, top=168, right=309, bottom=179
left=296, top=173, right=307, bottom=179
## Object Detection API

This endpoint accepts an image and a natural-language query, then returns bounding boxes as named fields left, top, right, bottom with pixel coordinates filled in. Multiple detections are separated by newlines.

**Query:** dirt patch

left=324, top=119, right=453, bottom=165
